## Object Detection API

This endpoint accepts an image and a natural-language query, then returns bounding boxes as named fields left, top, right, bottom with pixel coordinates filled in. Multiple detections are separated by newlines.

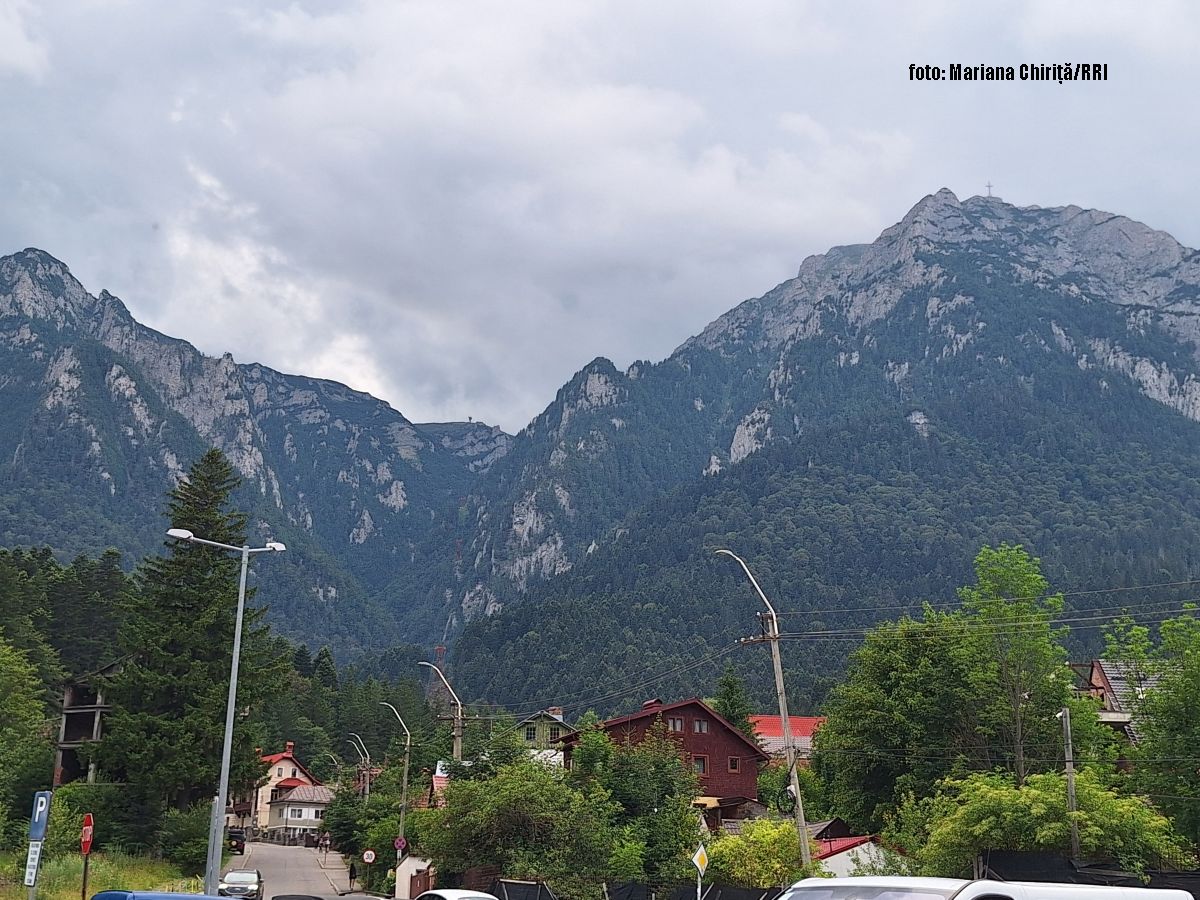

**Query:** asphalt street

left=227, top=841, right=351, bottom=899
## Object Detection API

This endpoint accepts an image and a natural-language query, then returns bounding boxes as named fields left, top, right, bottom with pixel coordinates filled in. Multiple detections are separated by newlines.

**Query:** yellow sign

left=692, top=844, right=708, bottom=876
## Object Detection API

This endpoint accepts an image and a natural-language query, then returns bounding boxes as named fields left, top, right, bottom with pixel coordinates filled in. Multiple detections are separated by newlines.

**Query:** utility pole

left=419, top=661, right=464, bottom=761
left=380, top=702, right=412, bottom=856
left=1061, top=706, right=1080, bottom=858
left=716, top=549, right=812, bottom=868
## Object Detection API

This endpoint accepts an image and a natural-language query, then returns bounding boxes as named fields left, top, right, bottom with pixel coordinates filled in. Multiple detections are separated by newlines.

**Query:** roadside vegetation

left=3, top=450, right=1200, bottom=894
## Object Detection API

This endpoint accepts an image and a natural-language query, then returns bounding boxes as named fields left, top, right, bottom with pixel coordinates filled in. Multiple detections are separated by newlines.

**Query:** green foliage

left=814, top=545, right=1084, bottom=830
left=421, top=759, right=618, bottom=898
left=158, top=806, right=211, bottom=875
left=1111, top=608, right=1200, bottom=843
left=708, top=818, right=822, bottom=888
left=711, top=662, right=756, bottom=741
left=884, top=770, right=1194, bottom=877
left=0, top=634, right=52, bottom=850
left=96, top=448, right=288, bottom=812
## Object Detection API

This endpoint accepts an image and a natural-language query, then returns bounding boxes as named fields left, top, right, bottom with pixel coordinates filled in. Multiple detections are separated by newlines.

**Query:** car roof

left=92, top=893, right=227, bottom=900
left=417, top=891, right=501, bottom=900
left=788, top=878, right=971, bottom=891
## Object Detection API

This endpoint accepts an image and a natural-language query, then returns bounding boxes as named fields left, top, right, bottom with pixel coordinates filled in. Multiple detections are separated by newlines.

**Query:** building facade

left=228, top=741, right=321, bottom=833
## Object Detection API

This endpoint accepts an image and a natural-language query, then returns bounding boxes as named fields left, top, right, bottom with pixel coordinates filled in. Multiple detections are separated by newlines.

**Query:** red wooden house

left=563, top=698, right=769, bottom=802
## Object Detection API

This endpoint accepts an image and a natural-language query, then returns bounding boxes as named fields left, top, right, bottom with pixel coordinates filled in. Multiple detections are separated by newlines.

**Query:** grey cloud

left=1, top=0, right=1198, bottom=432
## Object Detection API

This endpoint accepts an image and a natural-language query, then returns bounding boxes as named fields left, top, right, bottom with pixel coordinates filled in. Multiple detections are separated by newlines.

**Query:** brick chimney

left=547, top=706, right=564, bottom=721
left=642, top=698, right=663, bottom=710
left=285, top=740, right=294, bottom=753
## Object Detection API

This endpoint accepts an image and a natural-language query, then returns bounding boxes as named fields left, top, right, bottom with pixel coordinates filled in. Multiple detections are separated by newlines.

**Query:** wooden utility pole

left=1062, top=706, right=1080, bottom=858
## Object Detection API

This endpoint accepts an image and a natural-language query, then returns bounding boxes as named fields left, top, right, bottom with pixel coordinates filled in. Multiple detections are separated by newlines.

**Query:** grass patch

left=0, top=849, right=193, bottom=900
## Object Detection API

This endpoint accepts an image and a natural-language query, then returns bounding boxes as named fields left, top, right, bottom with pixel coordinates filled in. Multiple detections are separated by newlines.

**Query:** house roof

left=269, top=784, right=335, bottom=805
left=516, top=710, right=578, bottom=734
left=275, top=777, right=307, bottom=789
left=1093, top=659, right=1159, bottom=713
left=749, top=715, right=825, bottom=754
left=575, top=698, right=770, bottom=761
left=816, top=835, right=875, bottom=859
left=260, top=742, right=321, bottom=785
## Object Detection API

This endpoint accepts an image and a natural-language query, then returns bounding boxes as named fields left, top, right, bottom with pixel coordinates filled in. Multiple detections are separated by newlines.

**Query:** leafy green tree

left=708, top=818, right=821, bottom=887
left=0, top=635, right=52, bottom=848
left=711, top=662, right=756, bottom=741
left=959, top=544, right=1070, bottom=784
left=1118, top=609, right=1200, bottom=843
left=815, top=545, right=1086, bottom=830
left=97, top=449, right=287, bottom=815
left=885, top=769, right=1193, bottom=876
left=421, top=759, right=617, bottom=899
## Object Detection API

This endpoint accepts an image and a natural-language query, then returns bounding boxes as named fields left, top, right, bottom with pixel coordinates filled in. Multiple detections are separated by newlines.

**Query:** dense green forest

left=0, top=449, right=447, bottom=868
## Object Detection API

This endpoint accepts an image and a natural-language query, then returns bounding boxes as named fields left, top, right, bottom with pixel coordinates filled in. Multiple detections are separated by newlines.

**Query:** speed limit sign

left=362, top=849, right=377, bottom=864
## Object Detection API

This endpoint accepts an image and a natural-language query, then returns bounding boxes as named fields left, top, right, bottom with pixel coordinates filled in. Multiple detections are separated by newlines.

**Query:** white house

left=266, top=784, right=335, bottom=841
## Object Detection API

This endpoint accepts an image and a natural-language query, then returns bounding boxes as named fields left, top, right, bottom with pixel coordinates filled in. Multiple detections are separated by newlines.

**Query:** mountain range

left=7, top=189, right=1200, bottom=709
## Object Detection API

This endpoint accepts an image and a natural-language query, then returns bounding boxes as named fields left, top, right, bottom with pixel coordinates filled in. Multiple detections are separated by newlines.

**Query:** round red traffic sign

left=362, top=849, right=376, bottom=864
left=394, top=837, right=407, bottom=851
left=81, top=813, right=95, bottom=855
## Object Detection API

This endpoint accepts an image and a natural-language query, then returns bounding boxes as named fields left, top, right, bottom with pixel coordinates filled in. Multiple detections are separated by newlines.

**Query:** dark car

left=219, top=870, right=264, bottom=900
left=227, top=828, right=246, bottom=854
left=93, top=894, right=224, bottom=900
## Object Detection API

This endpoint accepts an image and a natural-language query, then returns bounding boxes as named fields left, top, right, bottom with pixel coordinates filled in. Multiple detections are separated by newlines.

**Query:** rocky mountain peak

left=0, top=248, right=99, bottom=328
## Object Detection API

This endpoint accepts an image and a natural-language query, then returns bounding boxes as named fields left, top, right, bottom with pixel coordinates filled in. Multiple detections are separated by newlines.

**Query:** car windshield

left=779, top=888, right=957, bottom=900
left=224, top=872, right=258, bottom=884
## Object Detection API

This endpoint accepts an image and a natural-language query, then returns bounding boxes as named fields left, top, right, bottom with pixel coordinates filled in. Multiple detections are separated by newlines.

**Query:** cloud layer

left=2, top=0, right=1197, bottom=431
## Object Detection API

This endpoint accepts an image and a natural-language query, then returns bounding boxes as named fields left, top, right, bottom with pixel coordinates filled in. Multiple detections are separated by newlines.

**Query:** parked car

left=218, top=870, right=264, bottom=900
left=414, top=891, right=500, bottom=900
left=93, top=894, right=224, bottom=900
left=227, top=828, right=246, bottom=854
left=779, top=877, right=1193, bottom=900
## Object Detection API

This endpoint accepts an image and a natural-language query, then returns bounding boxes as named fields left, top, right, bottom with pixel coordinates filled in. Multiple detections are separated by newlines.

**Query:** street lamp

left=348, top=733, right=371, bottom=799
left=380, top=702, right=412, bottom=858
left=166, top=528, right=285, bottom=895
left=419, top=661, right=464, bottom=760
left=715, top=548, right=812, bottom=868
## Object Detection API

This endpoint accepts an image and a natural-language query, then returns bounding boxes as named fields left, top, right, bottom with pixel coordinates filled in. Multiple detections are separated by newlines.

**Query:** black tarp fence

left=602, top=883, right=783, bottom=900
left=982, top=851, right=1200, bottom=898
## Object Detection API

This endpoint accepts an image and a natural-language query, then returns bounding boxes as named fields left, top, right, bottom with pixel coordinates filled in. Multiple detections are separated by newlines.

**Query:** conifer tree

left=97, top=449, right=285, bottom=815
left=712, top=661, right=757, bottom=740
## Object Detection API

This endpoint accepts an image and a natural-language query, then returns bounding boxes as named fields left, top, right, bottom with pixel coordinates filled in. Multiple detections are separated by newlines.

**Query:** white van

left=779, top=877, right=1193, bottom=900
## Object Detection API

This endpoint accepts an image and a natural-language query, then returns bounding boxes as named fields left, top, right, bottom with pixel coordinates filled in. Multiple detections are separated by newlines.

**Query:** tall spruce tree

left=712, top=661, right=757, bottom=740
left=97, top=449, right=285, bottom=815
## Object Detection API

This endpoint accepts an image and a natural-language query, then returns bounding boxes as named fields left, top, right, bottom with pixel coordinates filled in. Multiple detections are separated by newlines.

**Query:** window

left=291, top=767, right=298, bottom=778
left=276, top=767, right=283, bottom=777
left=289, top=808, right=304, bottom=819
left=315, top=809, right=324, bottom=819
left=549, top=726, right=561, bottom=741
left=525, top=726, right=537, bottom=741
left=692, top=755, right=708, bottom=775
left=667, top=716, right=685, bottom=732
left=693, top=719, right=709, bottom=734
left=728, top=756, right=740, bottom=772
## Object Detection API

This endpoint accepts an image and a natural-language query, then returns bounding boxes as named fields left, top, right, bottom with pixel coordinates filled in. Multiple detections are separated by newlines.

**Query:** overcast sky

left=2, top=1, right=1197, bottom=432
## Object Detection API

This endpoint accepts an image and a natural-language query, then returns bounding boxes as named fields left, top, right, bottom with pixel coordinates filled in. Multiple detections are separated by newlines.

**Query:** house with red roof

left=227, top=741, right=321, bottom=833
left=749, top=714, right=825, bottom=763
left=563, top=698, right=770, bottom=827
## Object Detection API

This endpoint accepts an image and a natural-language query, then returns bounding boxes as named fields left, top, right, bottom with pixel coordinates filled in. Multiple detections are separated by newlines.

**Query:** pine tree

left=712, top=661, right=757, bottom=741
left=97, top=448, right=286, bottom=813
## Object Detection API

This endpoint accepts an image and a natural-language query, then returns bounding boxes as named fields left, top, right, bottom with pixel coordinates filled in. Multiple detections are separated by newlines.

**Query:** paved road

left=228, top=841, right=350, bottom=899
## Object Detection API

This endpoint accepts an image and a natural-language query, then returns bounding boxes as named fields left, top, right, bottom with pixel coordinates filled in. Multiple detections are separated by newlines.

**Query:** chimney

left=548, top=706, right=564, bottom=721
left=285, top=741, right=294, bottom=753
left=642, top=698, right=663, bottom=710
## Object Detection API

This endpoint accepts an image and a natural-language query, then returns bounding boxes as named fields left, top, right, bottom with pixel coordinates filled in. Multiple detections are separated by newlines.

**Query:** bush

left=159, top=806, right=211, bottom=875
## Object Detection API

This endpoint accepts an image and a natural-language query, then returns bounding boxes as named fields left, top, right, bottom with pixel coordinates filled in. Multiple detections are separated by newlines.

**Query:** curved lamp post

left=166, top=528, right=285, bottom=895
left=348, top=733, right=371, bottom=799
left=714, top=548, right=812, bottom=867
left=380, top=702, right=412, bottom=856
left=419, top=661, right=464, bottom=760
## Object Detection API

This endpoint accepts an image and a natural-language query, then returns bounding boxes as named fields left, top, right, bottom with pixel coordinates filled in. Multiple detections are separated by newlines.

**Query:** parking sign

left=29, top=792, right=52, bottom=841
